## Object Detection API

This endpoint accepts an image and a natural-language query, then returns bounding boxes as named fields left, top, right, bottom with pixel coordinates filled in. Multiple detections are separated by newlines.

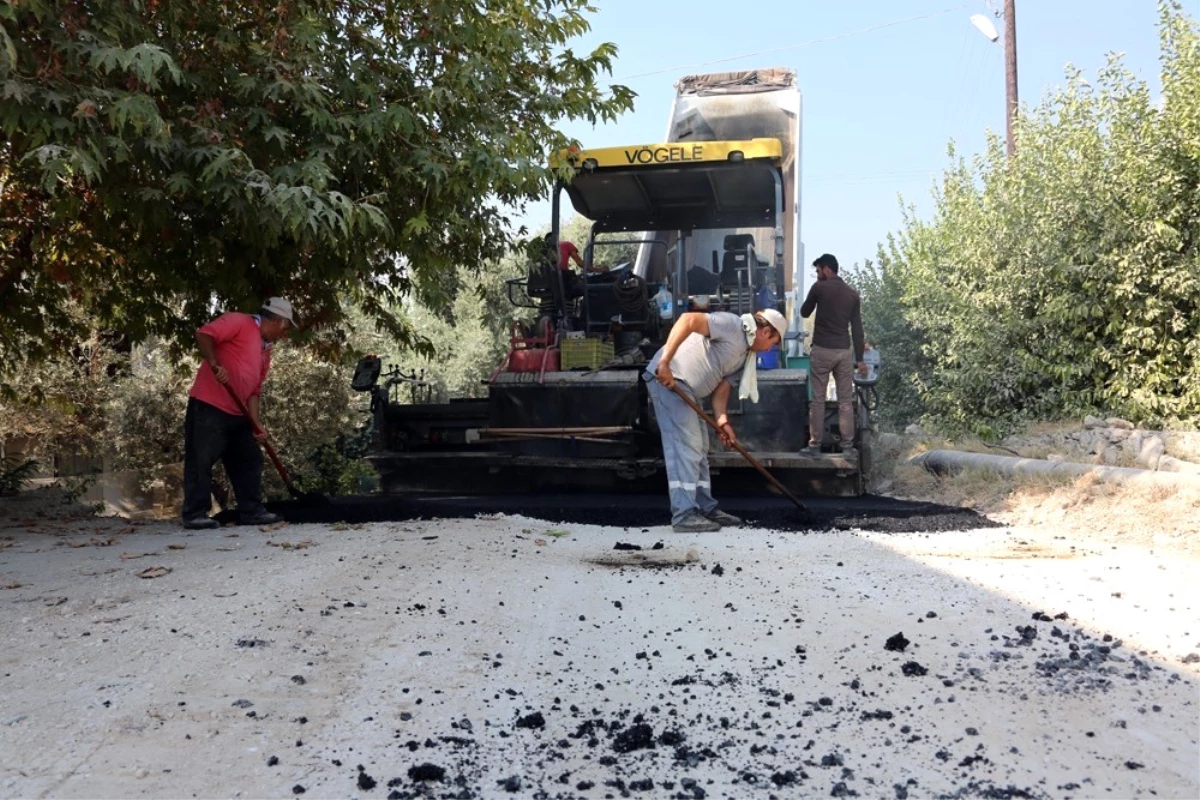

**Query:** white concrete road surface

left=0, top=512, right=1197, bottom=799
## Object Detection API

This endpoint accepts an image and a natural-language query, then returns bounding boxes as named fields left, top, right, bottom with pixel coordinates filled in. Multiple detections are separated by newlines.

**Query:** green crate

left=784, top=355, right=810, bottom=371
left=785, top=355, right=812, bottom=400
left=560, top=338, right=614, bottom=370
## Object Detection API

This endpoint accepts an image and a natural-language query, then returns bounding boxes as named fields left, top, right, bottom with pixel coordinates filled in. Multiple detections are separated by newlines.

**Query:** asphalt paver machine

left=354, top=69, right=876, bottom=496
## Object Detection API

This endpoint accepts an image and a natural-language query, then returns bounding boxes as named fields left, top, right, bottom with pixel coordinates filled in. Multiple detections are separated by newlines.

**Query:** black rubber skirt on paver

left=262, top=493, right=1000, bottom=534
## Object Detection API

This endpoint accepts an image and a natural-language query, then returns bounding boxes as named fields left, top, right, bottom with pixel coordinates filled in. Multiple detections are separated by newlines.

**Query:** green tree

left=0, top=1, right=635, bottom=383
left=0, top=307, right=123, bottom=464
left=876, top=1, right=1198, bottom=435
left=846, top=252, right=931, bottom=431
left=360, top=249, right=533, bottom=402
left=560, top=214, right=641, bottom=269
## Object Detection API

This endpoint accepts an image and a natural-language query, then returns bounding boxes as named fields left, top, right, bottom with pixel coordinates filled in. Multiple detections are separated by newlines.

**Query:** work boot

left=182, top=516, right=219, bottom=530
left=239, top=509, right=283, bottom=526
left=704, top=509, right=743, bottom=527
left=672, top=510, right=721, bottom=533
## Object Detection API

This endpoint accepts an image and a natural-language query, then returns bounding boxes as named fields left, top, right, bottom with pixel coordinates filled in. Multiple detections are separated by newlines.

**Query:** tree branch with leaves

left=0, top=0, right=635, bottom=384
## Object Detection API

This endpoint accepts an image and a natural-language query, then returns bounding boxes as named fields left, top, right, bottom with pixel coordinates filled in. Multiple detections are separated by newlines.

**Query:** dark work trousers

left=182, top=398, right=265, bottom=520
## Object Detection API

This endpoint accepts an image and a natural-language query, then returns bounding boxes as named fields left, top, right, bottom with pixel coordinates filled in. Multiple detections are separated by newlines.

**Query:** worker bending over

left=181, top=298, right=295, bottom=529
left=647, top=309, right=787, bottom=532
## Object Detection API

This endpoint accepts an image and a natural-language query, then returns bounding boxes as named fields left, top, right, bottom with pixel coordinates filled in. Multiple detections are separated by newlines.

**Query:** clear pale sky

left=518, top=0, right=1166, bottom=274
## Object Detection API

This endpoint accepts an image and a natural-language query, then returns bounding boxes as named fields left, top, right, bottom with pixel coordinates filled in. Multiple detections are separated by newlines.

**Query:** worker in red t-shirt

left=557, top=238, right=584, bottom=270
left=181, top=297, right=295, bottom=529
left=545, top=233, right=608, bottom=273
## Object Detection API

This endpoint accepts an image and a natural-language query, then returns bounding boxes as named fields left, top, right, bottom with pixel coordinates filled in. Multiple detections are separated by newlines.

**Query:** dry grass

left=1021, top=419, right=1082, bottom=438
left=874, top=434, right=1200, bottom=556
left=994, top=475, right=1200, bottom=555
left=888, top=462, right=1075, bottom=514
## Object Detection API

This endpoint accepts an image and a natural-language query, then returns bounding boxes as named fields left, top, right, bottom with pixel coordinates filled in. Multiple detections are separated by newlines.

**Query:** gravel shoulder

left=0, top=504, right=1196, bottom=799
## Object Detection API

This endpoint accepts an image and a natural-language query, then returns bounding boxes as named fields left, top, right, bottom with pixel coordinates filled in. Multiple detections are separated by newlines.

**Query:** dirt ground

left=0, top=487, right=1197, bottom=800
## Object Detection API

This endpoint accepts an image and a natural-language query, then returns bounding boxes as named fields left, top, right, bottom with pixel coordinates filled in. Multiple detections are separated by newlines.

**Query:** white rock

left=878, top=433, right=903, bottom=450
left=1165, top=431, right=1200, bottom=462
left=1122, top=430, right=1146, bottom=456
left=1156, top=455, right=1180, bottom=472
left=1105, top=417, right=1134, bottom=430
left=1046, top=453, right=1065, bottom=462
left=1105, top=428, right=1131, bottom=442
left=904, top=424, right=926, bottom=436
left=1139, top=436, right=1166, bottom=468
left=1082, top=415, right=1106, bottom=430
left=1104, top=445, right=1122, bottom=465
left=1157, top=456, right=1200, bottom=475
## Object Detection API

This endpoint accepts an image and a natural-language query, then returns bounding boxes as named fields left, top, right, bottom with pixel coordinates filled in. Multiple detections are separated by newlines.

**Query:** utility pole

left=971, top=1, right=1018, bottom=156
left=1003, top=0, right=1018, bottom=157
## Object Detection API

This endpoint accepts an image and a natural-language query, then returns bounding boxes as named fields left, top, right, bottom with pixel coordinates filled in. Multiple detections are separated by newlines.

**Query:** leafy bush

left=14, top=327, right=380, bottom=505
left=258, top=344, right=375, bottom=498
left=355, top=256, right=529, bottom=403
left=0, top=310, right=123, bottom=464
left=104, top=339, right=192, bottom=495
left=106, top=334, right=379, bottom=501
left=301, top=424, right=378, bottom=497
left=0, top=457, right=39, bottom=494
left=847, top=254, right=931, bottom=432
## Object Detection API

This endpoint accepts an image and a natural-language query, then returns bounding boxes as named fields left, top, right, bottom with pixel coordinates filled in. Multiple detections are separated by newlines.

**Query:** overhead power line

left=618, top=4, right=972, bottom=82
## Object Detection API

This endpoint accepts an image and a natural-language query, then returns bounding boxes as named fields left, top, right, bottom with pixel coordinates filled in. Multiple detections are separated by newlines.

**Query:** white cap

left=758, top=308, right=788, bottom=341
left=262, top=297, right=295, bottom=325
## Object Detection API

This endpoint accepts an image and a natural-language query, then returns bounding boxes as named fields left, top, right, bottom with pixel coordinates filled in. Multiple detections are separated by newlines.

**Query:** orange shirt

left=188, top=312, right=272, bottom=416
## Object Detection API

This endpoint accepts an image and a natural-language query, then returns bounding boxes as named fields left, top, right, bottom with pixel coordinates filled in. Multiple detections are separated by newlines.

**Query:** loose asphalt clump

left=235, top=638, right=268, bottom=648
left=179, top=494, right=1188, bottom=800
left=515, top=711, right=546, bottom=729
left=941, top=613, right=1186, bottom=699
left=937, top=781, right=1039, bottom=799
left=271, top=631, right=1185, bottom=800
left=406, top=763, right=446, bottom=782
left=1027, top=621, right=1160, bottom=692
left=611, top=722, right=655, bottom=753
left=355, top=766, right=377, bottom=791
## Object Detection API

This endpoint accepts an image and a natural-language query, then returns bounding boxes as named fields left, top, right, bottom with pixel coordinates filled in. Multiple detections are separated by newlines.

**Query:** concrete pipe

left=907, top=449, right=1200, bottom=490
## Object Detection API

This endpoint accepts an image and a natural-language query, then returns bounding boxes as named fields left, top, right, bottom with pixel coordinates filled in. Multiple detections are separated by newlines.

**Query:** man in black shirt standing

left=800, top=254, right=866, bottom=452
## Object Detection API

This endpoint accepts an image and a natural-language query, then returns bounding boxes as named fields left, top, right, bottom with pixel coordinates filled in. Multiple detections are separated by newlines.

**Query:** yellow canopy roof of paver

left=552, top=138, right=784, bottom=232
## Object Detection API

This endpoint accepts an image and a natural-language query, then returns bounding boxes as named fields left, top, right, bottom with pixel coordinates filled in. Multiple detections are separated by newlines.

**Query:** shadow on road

left=262, top=492, right=1001, bottom=534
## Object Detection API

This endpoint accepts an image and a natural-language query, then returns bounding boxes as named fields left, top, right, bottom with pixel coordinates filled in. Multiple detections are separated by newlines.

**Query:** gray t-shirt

left=646, top=312, right=749, bottom=399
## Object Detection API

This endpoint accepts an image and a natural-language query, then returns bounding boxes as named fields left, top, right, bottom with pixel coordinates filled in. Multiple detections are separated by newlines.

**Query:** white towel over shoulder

left=738, top=313, right=759, bottom=403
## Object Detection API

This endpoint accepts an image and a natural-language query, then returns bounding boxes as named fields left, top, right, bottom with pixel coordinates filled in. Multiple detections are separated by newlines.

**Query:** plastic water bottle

left=654, top=286, right=674, bottom=320
left=863, top=346, right=881, bottom=382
